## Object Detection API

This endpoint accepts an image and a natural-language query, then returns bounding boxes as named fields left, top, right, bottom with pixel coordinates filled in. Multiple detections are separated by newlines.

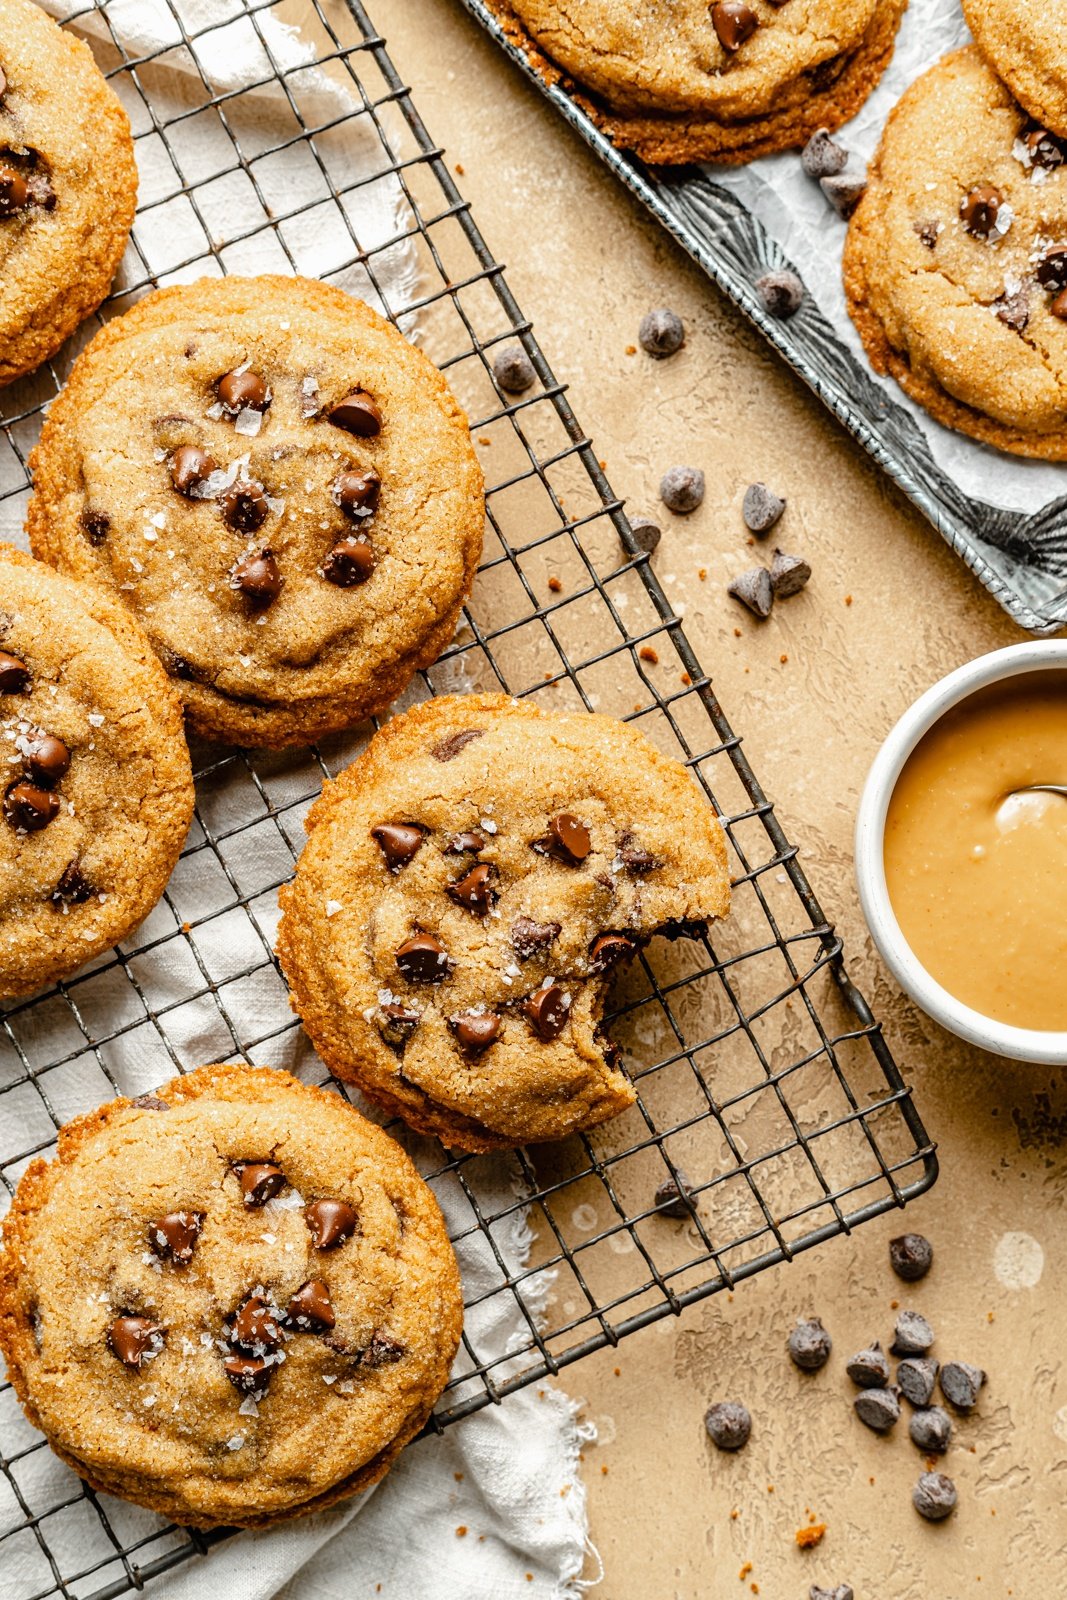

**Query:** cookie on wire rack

left=276, top=693, right=732, bottom=1152
left=0, top=1063, right=464, bottom=1528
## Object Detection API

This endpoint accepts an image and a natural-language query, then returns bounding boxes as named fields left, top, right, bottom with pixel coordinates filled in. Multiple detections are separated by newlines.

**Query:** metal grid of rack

left=0, top=3, right=936, bottom=1595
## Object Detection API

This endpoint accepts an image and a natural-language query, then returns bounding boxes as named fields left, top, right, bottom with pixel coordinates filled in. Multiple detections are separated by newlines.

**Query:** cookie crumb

left=639, top=646, right=659, bottom=664
left=796, top=1523, right=826, bottom=1549
left=548, top=576, right=562, bottom=592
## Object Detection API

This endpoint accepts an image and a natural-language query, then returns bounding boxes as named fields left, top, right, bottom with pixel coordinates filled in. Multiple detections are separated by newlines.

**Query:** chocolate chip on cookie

left=335, top=469, right=382, bottom=516
left=376, top=1002, right=421, bottom=1047
left=221, top=478, right=269, bottom=533
left=235, top=1161, right=286, bottom=1207
left=230, top=549, right=283, bottom=608
left=4, top=780, right=59, bottom=833
left=711, top=2, right=759, bottom=53
left=0, top=651, right=29, bottom=693
left=588, top=932, right=640, bottom=971
left=959, top=183, right=1006, bottom=238
left=51, top=859, right=94, bottom=908
left=224, top=1352, right=272, bottom=1397
left=322, top=535, right=375, bottom=587
left=431, top=728, right=485, bottom=762
left=371, top=822, right=425, bottom=870
left=149, top=1210, right=204, bottom=1265
left=450, top=1010, right=503, bottom=1052
left=80, top=510, right=110, bottom=547
left=170, top=445, right=216, bottom=496
left=22, top=733, right=70, bottom=789
left=231, top=1293, right=284, bottom=1352
left=446, top=831, right=485, bottom=855
left=524, top=981, right=570, bottom=1040
left=447, top=861, right=497, bottom=913
left=328, top=391, right=383, bottom=438
left=536, top=812, right=591, bottom=864
left=288, top=1278, right=335, bottom=1331
left=511, top=915, right=561, bottom=959
left=109, top=1315, right=164, bottom=1369
left=0, top=162, right=28, bottom=216
left=218, top=368, right=271, bottom=415
left=395, top=933, right=453, bottom=982
left=305, top=1198, right=358, bottom=1250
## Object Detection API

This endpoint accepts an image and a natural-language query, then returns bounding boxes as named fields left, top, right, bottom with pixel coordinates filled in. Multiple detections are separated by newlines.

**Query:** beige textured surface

left=379, top=1, right=1064, bottom=1593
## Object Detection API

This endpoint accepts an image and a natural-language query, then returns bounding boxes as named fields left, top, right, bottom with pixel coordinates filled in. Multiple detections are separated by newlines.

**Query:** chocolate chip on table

left=939, top=1360, right=985, bottom=1412
left=231, top=1294, right=284, bottom=1352
left=450, top=1010, right=503, bottom=1052
left=395, top=932, right=453, bottom=983
left=711, top=2, right=758, bottom=52
left=511, top=915, right=561, bottom=959
left=372, top=823, right=425, bottom=870
left=769, top=549, right=811, bottom=598
left=588, top=931, right=640, bottom=971
left=523, top=982, right=570, bottom=1041
left=0, top=163, right=28, bottom=216
left=704, top=1400, right=752, bottom=1451
left=492, top=344, right=536, bottom=394
left=335, top=468, right=381, bottom=517
left=377, top=1002, right=420, bottom=1048
left=51, top=859, right=94, bottom=907
left=446, top=831, right=485, bottom=855
left=756, top=270, right=804, bottom=319
left=742, top=481, right=785, bottom=535
left=305, top=1198, right=358, bottom=1250
left=654, top=1168, right=697, bottom=1219
left=322, top=535, right=375, bottom=587
left=821, top=172, right=867, bottom=219
left=788, top=1317, right=833, bottom=1372
left=80, top=509, right=110, bottom=547
left=447, top=861, right=496, bottom=913
left=801, top=128, right=848, bottom=179
left=218, top=369, right=270, bottom=414
left=288, top=1278, right=335, bottom=1332
left=659, top=465, right=705, bottom=515
left=235, top=1161, right=286, bottom=1207
left=854, top=1386, right=900, bottom=1433
left=0, top=651, right=29, bottom=693
left=638, top=308, right=685, bottom=358
left=897, top=1356, right=939, bottom=1408
left=149, top=1210, right=203, bottom=1265
left=846, top=1342, right=890, bottom=1389
left=959, top=184, right=1005, bottom=238
left=108, top=1315, right=164, bottom=1369
left=891, top=1309, right=935, bottom=1357
left=230, top=549, right=283, bottom=608
left=912, top=1471, right=957, bottom=1522
left=22, top=733, right=70, bottom=789
left=328, top=390, right=383, bottom=438
left=170, top=444, right=216, bottom=496
left=728, top=567, right=774, bottom=619
left=810, top=1589, right=853, bottom=1600
left=627, top=515, right=662, bottom=556
left=224, top=1353, right=272, bottom=1397
left=890, top=1232, right=933, bottom=1282
left=537, top=811, right=592, bottom=864
left=4, top=781, right=59, bottom=833
left=430, top=728, right=485, bottom=762
left=220, top=478, right=269, bottom=535
left=909, top=1405, right=952, bottom=1455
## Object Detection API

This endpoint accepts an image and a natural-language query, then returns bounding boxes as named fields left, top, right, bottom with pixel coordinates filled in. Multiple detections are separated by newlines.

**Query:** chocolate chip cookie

left=0, top=0, right=137, bottom=386
left=27, top=275, right=485, bottom=747
left=276, top=695, right=731, bottom=1152
left=845, top=47, right=1067, bottom=458
left=962, top=0, right=1067, bottom=142
left=490, top=0, right=908, bottom=164
left=0, top=545, right=192, bottom=997
left=0, top=1063, right=463, bottom=1528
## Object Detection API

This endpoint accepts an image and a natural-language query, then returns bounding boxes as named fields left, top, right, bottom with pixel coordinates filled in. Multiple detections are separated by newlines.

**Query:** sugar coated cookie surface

left=962, top=0, right=1067, bottom=142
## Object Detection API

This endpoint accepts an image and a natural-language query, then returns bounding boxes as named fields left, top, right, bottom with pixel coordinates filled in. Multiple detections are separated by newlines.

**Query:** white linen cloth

left=2, top=4, right=596, bottom=1596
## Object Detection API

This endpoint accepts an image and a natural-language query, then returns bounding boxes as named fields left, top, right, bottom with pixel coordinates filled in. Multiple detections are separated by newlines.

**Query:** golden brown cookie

left=489, top=0, right=908, bottom=165
left=845, top=47, right=1067, bottom=459
left=0, top=544, right=192, bottom=997
left=0, top=0, right=137, bottom=386
left=962, top=0, right=1067, bottom=141
left=276, top=694, right=731, bottom=1152
left=27, top=275, right=485, bottom=747
left=0, top=1063, right=464, bottom=1528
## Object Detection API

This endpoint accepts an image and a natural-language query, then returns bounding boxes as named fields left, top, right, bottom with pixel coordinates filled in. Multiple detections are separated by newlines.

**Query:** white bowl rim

left=855, top=640, right=1067, bottom=1065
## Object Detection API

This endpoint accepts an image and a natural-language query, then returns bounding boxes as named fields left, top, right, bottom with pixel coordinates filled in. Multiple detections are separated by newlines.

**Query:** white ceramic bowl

left=855, top=640, right=1067, bottom=1065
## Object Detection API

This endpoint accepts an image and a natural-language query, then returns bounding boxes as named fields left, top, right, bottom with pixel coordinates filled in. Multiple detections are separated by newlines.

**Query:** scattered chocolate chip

left=959, top=184, right=1003, bottom=238
left=80, top=510, right=110, bottom=547
left=218, top=369, right=270, bottom=413
left=235, top=1161, right=286, bottom=1207
left=221, top=478, right=269, bottom=534
left=704, top=1399, right=751, bottom=1450
left=22, top=733, right=69, bottom=789
left=912, top=1471, right=957, bottom=1522
left=451, top=1010, right=502, bottom=1052
left=890, top=1232, right=933, bottom=1282
left=1037, top=248, right=1067, bottom=294
left=446, top=832, right=485, bottom=855
left=728, top=566, right=774, bottom=618
left=801, top=128, right=848, bottom=180
left=322, top=535, right=375, bottom=587
left=821, top=171, right=867, bottom=219
left=149, top=1210, right=204, bottom=1265
left=756, top=270, right=804, bottom=319
left=363, top=1330, right=405, bottom=1368
left=1021, top=125, right=1067, bottom=169
left=377, top=1002, right=421, bottom=1048
left=395, top=933, right=452, bottom=983
left=230, top=549, right=282, bottom=608
left=328, top=391, right=383, bottom=438
left=492, top=344, right=536, bottom=394
left=742, top=482, right=785, bottom=535
left=537, top=812, right=591, bottom=864
left=891, top=1309, right=935, bottom=1357
left=4, top=781, right=59, bottom=832
left=447, top=861, right=496, bottom=913
left=995, top=287, right=1030, bottom=332
left=336, top=469, right=381, bottom=517
left=897, top=1356, right=939, bottom=1408
left=846, top=1342, right=889, bottom=1389
left=0, top=651, right=29, bottom=693
left=51, top=859, right=94, bottom=908
left=305, top=1198, right=358, bottom=1250
left=939, top=1360, right=985, bottom=1412
left=617, top=837, right=663, bottom=874
left=288, top=1278, right=335, bottom=1331
left=232, top=1294, right=283, bottom=1352
left=710, top=1, right=758, bottom=52
left=224, top=1353, right=272, bottom=1396
left=109, top=1314, right=164, bottom=1369
left=913, top=218, right=940, bottom=250
left=909, top=1405, right=952, bottom=1455
left=372, top=823, right=425, bottom=870
left=654, top=1168, right=697, bottom=1219
left=770, top=548, right=811, bottom=598
left=810, top=1588, right=854, bottom=1600
left=788, top=1317, right=833, bottom=1372
left=132, top=1094, right=170, bottom=1111
left=588, top=931, right=640, bottom=971
left=0, top=162, right=28, bottom=216
left=627, top=514, right=661, bottom=555
left=511, top=915, right=561, bottom=959
left=638, top=308, right=685, bottom=358
left=524, top=982, right=569, bottom=1040
left=659, top=465, right=705, bottom=515
left=170, top=444, right=216, bottom=496
left=430, top=728, right=485, bottom=762
left=854, top=1386, right=900, bottom=1433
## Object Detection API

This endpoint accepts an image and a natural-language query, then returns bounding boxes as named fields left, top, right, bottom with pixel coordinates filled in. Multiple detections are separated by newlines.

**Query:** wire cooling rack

left=0, top=2, right=937, bottom=1595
